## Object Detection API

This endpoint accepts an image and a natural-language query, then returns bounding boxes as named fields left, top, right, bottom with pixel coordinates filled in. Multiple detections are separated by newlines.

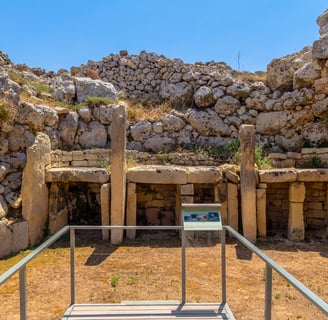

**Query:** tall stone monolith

left=239, top=125, right=257, bottom=242
left=110, top=103, right=127, bottom=244
left=22, top=132, right=51, bottom=245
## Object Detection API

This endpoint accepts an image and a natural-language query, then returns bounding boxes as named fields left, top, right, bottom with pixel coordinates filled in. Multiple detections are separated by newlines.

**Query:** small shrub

left=255, top=146, right=271, bottom=169
left=0, top=98, right=16, bottom=124
left=83, top=96, right=117, bottom=108
left=110, top=275, right=119, bottom=288
left=8, top=71, right=25, bottom=85
left=29, top=82, right=51, bottom=97
left=300, top=156, right=328, bottom=168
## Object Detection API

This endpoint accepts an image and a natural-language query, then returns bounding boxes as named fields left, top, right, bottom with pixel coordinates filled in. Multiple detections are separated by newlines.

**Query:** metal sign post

left=181, top=203, right=223, bottom=303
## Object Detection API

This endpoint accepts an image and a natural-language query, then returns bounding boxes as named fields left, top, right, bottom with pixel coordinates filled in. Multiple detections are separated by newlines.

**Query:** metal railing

left=0, top=225, right=327, bottom=320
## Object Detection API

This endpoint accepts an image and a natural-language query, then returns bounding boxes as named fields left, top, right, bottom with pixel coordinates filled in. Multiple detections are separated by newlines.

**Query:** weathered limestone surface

left=239, top=125, right=257, bottom=242
left=288, top=182, right=305, bottom=241
left=110, top=104, right=127, bottom=244
left=45, top=167, right=110, bottom=183
left=297, top=169, right=328, bottom=182
left=22, top=132, right=51, bottom=245
left=258, top=169, right=297, bottom=183
left=126, top=182, right=137, bottom=240
left=256, top=188, right=266, bottom=239
left=127, top=165, right=222, bottom=184
left=0, top=220, right=28, bottom=257
left=288, top=202, right=305, bottom=241
left=227, top=183, right=238, bottom=231
left=48, top=182, right=69, bottom=235
left=127, top=165, right=188, bottom=184
left=100, top=183, right=111, bottom=240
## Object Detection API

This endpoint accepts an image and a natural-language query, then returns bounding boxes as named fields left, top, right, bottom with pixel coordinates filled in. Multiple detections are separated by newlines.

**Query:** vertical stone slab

left=227, top=183, right=238, bottom=230
left=288, top=182, right=305, bottom=241
left=215, top=183, right=227, bottom=224
left=110, top=104, right=127, bottom=244
left=126, top=182, right=137, bottom=240
left=22, top=133, right=51, bottom=245
left=49, top=182, right=69, bottom=235
left=256, top=188, right=267, bottom=239
left=101, top=183, right=111, bottom=240
left=239, top=125, right=257, bottom=242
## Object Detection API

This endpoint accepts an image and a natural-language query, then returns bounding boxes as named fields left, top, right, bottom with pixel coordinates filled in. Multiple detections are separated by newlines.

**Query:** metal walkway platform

left=62, top=302, right=235, bottom=320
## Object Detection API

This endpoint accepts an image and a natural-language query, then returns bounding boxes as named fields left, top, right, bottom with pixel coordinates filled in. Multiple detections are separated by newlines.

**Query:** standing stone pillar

left=227, top=183, right=238, bottom=230
left=111, top=103, right=127, bottom=244
left=48, top=182, right=69, bottom=235
left=215, top=183, right=227, bottom=224
left=101, top=183, right=111, bottom=240
left=256, top=185, right=267, bottom=239
left=22, top=132, right=51, bottom=245
left=126, top=182, right=137, bottom=240
left=288, top=182, right=305, bottom=241
left=239, top=125, right=257, bottom=242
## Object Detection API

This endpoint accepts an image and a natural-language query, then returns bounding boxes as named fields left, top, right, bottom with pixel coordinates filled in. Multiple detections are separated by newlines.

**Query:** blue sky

left=1, top=1, right=327, bottom=72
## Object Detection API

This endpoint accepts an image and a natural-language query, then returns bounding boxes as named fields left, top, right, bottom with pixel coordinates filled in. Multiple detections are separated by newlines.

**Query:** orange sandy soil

left=0, top=231, right=327, bottom=320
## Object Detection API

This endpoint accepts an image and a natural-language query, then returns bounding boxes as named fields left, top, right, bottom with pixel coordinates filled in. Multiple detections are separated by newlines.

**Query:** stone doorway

left=67, top=182, right=101, bottom=225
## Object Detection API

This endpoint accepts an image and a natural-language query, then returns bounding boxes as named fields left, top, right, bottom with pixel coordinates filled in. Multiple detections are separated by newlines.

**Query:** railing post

left=70, top=227, right=75, bottom=305
left=19, top=266, right=27, bottom=320
left=265, top=263, right=272, bottom=320
left=221, top=228, right=226, bottom=303
left=181, top=230, right=186, bottom=303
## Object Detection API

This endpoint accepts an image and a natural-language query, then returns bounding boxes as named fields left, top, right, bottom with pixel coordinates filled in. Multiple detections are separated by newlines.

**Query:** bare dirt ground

left=0, top=230, right=327, bottom=320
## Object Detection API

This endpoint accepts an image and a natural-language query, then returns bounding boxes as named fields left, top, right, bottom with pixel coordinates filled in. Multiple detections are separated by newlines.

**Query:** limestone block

left=186, top=167, right=223, bottom=184
left=0, top=221, right=12, bottom=257
left=226, top=170, right=240, bottom=183
left=288, top=202, right=305, bottom=241
left=111, top=104, right=127, bottom=245
left=126, top=183, right=136, bottom=240
left=100, top=183, right=111, bottom=240
left=45, top=167, right=110, bottom=183
left=11, top=220, right=29, bottom=254
left=312, top=35, right=328, bottom=59
left=180, top=184, right=194, bottom=195
left=48, top=183, right=69, bottom=235
left=0, top=195, right=8, bottom=218
left=74, top=77, right=118, bottom=103
left=258, top=169, right=297, bottom=183
left=287, top=152, right=302, bottom=160
left=127, top=165, right=187, bottom=184
left=181, top=196, right=194, bottom=204
left=227, top=183, right=238, bottom=230
left=72, top=151, right=85, bottom=161
left=301, top=148, right=316, bottom=155
left=240, top=125, right=257, bottom=242
left=314, top=78, right=328, bottom=94
left=289, top=182, right=305, bottom=203
left=256, top=111, right=287, bottom=135
left=71, top=160, right=88, bottom=167
left=297, top=169, right=328, bottom=182
left=256, top=189, right=266, bottom=239
left=268, top=153, right=287, bottom=160
left=22, top=132, right=51, bottom=245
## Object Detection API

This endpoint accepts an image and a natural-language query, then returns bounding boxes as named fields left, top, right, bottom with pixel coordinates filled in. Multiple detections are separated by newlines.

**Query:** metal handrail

left=0, top=225, right=327, bottom=320
left=224, top=225, right=328, bottom=318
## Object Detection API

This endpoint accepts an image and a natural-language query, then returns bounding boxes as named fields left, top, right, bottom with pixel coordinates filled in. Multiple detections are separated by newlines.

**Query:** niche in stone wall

left=67, top=182, right=101, bottom=225
left=266, top=183, right=289, bottom=236
left=304, top=182, right=327, bottom=240
left=193, top=184, right=215, bottom=203
left=136, top=183, right=176, bottom=228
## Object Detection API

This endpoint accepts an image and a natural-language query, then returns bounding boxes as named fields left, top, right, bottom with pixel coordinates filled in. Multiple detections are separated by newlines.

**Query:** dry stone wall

left=0, top=9, right=328, bottom=253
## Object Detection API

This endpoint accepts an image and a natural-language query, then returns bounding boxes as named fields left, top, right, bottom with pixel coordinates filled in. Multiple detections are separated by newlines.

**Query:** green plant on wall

left=0, top=98, right=16, bottom=125
left=300, top=156, right=328, bottom=168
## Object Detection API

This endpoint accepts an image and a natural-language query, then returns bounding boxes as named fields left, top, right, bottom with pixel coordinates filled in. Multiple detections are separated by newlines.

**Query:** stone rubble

left=0, top=9, right=328, bottom=253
